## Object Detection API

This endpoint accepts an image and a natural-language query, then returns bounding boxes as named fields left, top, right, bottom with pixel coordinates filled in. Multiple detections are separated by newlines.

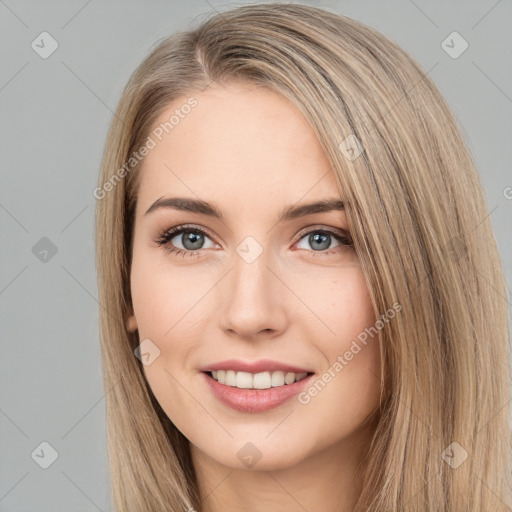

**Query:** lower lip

left=202, top=372, right=314, bottom=413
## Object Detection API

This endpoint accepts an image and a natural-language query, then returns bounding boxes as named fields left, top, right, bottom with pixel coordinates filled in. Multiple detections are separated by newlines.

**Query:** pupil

left=311, top=233, right=329, bottom=251
left=183, top=232, right=203, bottom=250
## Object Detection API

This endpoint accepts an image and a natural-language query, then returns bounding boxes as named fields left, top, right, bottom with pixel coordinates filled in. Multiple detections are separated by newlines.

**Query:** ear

left=126, top=314, right=138, bottom=332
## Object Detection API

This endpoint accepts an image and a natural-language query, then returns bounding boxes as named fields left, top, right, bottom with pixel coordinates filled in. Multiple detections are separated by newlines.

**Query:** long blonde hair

left=95, top=3, right=512, bottom=510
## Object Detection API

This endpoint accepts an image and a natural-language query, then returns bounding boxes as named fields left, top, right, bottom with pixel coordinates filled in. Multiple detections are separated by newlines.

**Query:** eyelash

left=154, top=224, right=354, bottom=259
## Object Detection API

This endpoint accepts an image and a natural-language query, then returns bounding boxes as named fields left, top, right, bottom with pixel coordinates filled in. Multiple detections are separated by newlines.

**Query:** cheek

left=292, top=265, right=375, bottom=343
left=129, top=246, right=202, bottom=340
left=329, top=270, right=380, bottom=386
left=300, top=267, right=381, bottom=412
left=333, top=272, right=375, bottom=340
left=129, top=249, right=204, bottom=420
left=130, top=261, right=199, bottom=432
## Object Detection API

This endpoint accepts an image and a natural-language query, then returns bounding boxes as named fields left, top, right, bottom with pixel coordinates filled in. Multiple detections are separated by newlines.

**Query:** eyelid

left=295, top=223, right=350, bottom=240
left=162, top=223, right=217, bottom=241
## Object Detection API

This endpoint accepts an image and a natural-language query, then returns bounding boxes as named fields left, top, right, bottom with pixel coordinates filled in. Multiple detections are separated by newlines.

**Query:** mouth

left=203, top=369, right=314, bottom=390
left=201, top=370, right=315, bottom=413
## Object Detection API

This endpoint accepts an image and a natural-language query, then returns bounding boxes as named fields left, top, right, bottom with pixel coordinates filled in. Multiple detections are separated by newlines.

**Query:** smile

left=202, top=371, right=315, bottom=413
left=208, top=370, right=310, bottom=389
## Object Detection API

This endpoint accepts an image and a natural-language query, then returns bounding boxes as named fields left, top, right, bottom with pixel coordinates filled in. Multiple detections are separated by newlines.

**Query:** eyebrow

left=144, top=196, right=345, bottom=222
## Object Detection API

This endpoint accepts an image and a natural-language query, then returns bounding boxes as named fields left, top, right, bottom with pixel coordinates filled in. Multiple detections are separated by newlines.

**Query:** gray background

left=1, top=1, right=510, bottom=510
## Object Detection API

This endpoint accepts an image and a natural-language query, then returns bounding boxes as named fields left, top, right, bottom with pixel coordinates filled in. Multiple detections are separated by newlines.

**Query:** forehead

left=135, top=82, right=338, bottom=216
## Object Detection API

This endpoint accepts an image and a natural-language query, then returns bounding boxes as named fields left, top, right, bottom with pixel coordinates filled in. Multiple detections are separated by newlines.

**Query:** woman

left=95, top=3, right=512, bottom=511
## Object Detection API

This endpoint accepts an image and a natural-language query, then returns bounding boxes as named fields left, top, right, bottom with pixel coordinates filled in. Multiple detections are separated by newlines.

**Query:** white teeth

left=271, top=371, right=285, bottom=387
left=225, top=370, right=236, bottom=386
left=210, top=370, right=309, bottom=389
left=253, top=372, right=272, bottom=389
left=284, top=372, right=295, bottom=385
left=236, top=371, right=253, bottom=389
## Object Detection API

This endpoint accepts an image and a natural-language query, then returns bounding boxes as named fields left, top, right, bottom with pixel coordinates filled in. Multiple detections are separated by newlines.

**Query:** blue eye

left=155, top=225, right=216, bottom=257
left=155, top=225, right=353, bottom=258
left=296, top=230, right=352, bottom=254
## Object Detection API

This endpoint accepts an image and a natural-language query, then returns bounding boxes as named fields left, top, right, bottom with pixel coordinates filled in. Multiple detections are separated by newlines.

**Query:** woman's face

left=128, top=81, right=382, bottom=473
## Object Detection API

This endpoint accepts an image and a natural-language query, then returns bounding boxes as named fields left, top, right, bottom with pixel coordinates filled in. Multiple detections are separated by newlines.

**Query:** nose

left=217, top=247, right=288, bottom=340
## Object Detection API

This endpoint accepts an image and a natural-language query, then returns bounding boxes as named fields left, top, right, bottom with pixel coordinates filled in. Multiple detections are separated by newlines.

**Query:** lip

left=199, top=359, right=313, bottom=374
left=201, top=371, right=315, bottom=413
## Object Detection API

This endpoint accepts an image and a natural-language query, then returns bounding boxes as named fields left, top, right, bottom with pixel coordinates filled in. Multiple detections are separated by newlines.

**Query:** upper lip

left=199, top=359, right=314, bottom=374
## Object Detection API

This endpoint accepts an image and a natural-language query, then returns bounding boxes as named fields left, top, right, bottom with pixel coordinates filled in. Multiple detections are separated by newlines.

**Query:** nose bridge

left=218, top=238, right=286, bottom=336
left=231, top=241, right=274, bottom=307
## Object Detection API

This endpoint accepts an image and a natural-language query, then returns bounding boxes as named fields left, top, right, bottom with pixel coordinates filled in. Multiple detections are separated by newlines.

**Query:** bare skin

left=127, top=81, right=382, bottom=512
